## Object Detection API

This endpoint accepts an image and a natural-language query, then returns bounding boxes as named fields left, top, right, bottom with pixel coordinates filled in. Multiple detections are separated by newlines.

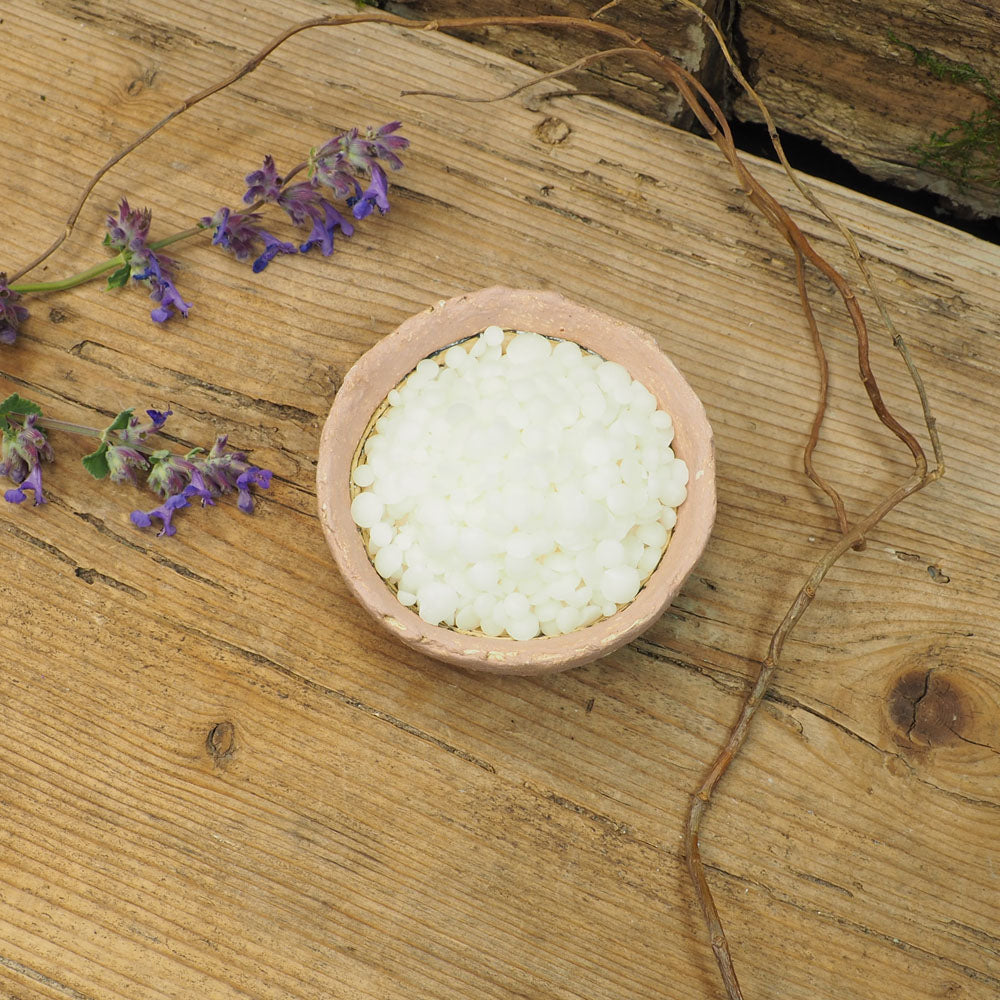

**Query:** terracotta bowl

left=317, top=286, right=715, bottom=676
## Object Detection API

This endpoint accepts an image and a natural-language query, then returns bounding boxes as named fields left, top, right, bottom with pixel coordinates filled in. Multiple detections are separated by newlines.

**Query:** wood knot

left=206, top=721, right=236, bottom=763
left=886, top=669, right=970, bottom=749
left=534, top=116, right=571, bottom=145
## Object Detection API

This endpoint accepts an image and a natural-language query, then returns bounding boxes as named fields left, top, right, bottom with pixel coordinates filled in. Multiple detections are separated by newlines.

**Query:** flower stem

left=18, top=414, right=162, bottom=456
left=30, top=416, right=106, bottom=438
left=10, top=254, right=126, bottom=294
left=149, top=224, right=206, bottom=251
left=9, top=223, right=208, bottom=296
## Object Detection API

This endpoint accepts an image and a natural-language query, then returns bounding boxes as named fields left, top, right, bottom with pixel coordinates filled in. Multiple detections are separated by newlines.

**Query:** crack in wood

left=72, top=511, right=229, bottom=591
left=0, top=954, right=97, bottom=1000
left=74, top=565, right=145, bottom=598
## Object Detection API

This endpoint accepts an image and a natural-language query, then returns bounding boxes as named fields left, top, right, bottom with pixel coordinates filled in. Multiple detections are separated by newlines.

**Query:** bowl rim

left=317, top=286, right=716, bottom=676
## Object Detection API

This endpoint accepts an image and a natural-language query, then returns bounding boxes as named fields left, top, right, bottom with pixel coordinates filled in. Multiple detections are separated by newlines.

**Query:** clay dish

left=317, top=286, right=716, bottom=676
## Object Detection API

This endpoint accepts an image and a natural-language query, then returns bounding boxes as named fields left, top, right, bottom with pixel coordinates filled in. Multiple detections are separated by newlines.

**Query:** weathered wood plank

left=1, top=1, right=998, bottom=999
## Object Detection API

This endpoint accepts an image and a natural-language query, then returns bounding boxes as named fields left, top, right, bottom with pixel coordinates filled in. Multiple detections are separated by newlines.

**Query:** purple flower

left=105, top=444, right=149, bottom=484
left=2, top=414, right=54, bottom=506
left=243, top=155, right=283, bottom=204
left=366, top=121, right=409, bottom=171
left=181, top=467, right=216, bottom=507
left=0, top=273, right=30, bottom=345
left=204, top=207, right=263, bottom=260
left=134, top=253, right=191, bottom=323
left=130, top=493, right=189, bottom=537
left=203, top=206, right=297, bottom=272
left=309, top=145, right=358, bottom=199
left=105, top=201, right=191, bottom=323
left=251, top=231, right=298, bottom=273
left=275, top=183, right=355, bottom=255
left=4, top=463, right=45, bottom=505
left=312, top=123, right=409, bottom=181
left=195, top=435, right=272, bottom=513
left=236, top=466, right=272, bottom=513
left=299, top=199, right=354, bottom=256
left=146, top=450, right=199, bottom=498
left=105, top=199, right=151, bottom=252
left=351, top=163, right=391, bottom=220
left=145, top=409, right=171, bottom=431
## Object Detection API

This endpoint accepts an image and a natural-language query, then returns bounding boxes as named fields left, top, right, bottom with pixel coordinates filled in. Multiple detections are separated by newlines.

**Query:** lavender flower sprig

left=3, top=122, right=409, bottom=341
left=1, top=396, right=53, bottom=506
left=1, top=393, right=272, bottom=537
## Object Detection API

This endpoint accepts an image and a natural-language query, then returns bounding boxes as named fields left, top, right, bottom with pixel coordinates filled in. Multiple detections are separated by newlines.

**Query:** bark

left=384, top=0, right=735, bottom=128
left=735, top=0, right=1000, bottom=219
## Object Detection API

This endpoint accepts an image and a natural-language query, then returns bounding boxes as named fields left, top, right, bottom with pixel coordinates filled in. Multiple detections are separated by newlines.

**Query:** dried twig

left=7, top=8, right=942, bottom=999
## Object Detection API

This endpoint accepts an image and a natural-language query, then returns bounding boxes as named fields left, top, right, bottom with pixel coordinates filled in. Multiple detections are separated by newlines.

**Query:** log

left=735, top=0, right=1000, bottom=219
left=387, top=0, right=733, bottom=128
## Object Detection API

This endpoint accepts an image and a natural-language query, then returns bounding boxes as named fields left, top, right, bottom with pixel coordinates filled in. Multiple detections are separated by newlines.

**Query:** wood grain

left=1, top=2, right=998, bottom=999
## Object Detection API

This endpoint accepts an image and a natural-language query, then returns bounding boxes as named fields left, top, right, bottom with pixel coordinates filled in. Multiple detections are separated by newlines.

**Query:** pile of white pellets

left=350, top=326, right=689, bottom=640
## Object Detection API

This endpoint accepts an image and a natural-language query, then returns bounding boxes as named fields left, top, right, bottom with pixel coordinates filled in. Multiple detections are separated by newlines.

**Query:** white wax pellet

left=637, top=545, right=662, bottom=578
left=414, top=358, right=440, bottom=380
left=637, top=521, right=668, bottom=549
left=351, top=492, right=384, bottom=529
left=600, top=565, right=642, bottom=605
left=479, top=615, right=504, bottom=637
left=503, top=592, right=531, bottom=619
left=505, top=332, right=551, bottom=364
left=552, top=340, right=583, bottom=365
left=623, top=535, right=644, bottom=567
left=596, top=539, right=626, bottom=568
left=444, top=345, right=470, bottom=369
left=597, top=361, right=631, bottom=395
left=352, top=464, right=376, bottom=487
left=601, top=601, right=618, bottom=618
left=556, top=606, right=580, bottom=633
left=397, top=589, right=417, bottom=606
left=506, top=613, right=540, bottom=641
left=455, top=605, right=480, bottom=631
left=660, top=482, right=687, bottom=507
left=417, top=582, right=458, bottom=625
left=483, top=325, right=505, bottom=346
left=369, top=521, right=393, bottom=548
left=534, top=598, right=559, bottom=623
left=374, top=544, right=403, bottom=579
left=473, top=593, right=496, bottom=619
left=506, top=534, right=533, bottom=560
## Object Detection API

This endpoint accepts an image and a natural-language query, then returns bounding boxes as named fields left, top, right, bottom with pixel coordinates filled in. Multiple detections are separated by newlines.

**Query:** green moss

left=888, top=30, right=1000, bottom=193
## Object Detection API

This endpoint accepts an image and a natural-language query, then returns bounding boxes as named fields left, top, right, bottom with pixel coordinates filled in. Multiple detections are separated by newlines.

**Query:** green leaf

left=81, top=442, right=111, bottom=480
left=105, top=263, right=132, bottom=290
left=0, top=393, right=44, bottom=432
left=101, top=408, right=134, bottom=440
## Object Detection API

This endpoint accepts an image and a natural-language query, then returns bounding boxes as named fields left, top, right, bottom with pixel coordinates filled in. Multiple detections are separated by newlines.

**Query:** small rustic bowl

left=317, top=286, right=715, bottom=676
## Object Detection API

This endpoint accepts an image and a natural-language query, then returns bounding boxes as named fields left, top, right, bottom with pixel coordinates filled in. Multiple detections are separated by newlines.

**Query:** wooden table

left=2, top=2, right=998, bottom=998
